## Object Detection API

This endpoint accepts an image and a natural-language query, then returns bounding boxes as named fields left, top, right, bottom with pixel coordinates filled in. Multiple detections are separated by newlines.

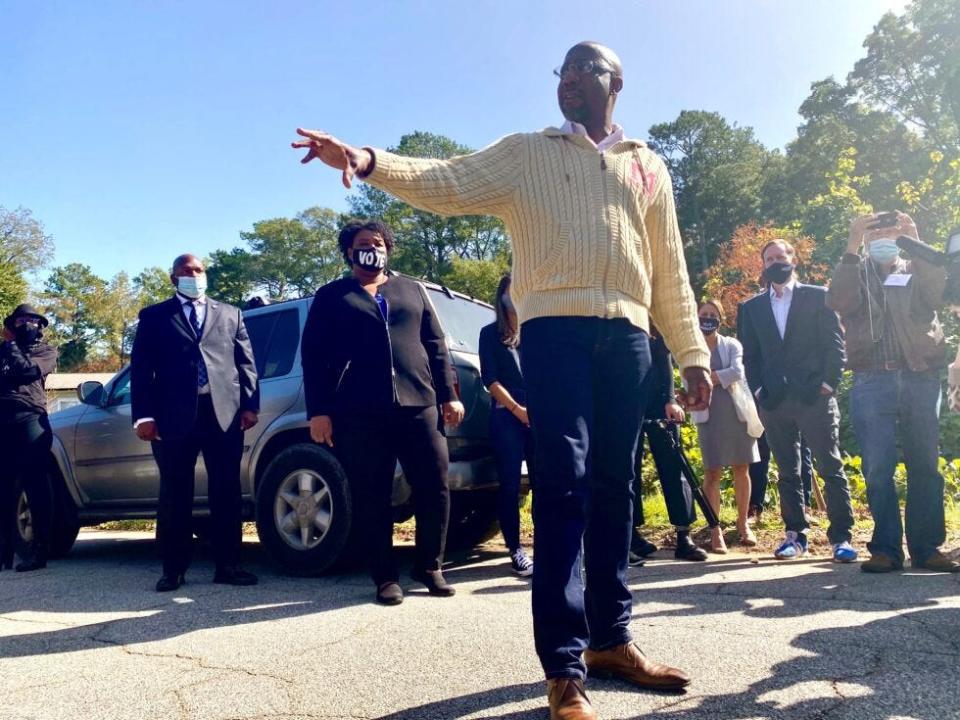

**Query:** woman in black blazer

left=301, top=220, right=465, bottom=605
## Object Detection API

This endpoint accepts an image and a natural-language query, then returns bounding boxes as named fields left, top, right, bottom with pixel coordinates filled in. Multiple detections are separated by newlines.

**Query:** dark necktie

left=188, top=302, right=209, bottom=388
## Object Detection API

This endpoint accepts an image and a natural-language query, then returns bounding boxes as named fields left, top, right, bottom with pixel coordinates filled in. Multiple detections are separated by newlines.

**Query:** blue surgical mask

left=868, top=238, right=900, bottom=264
left=177, top=274, right=208, bottom=300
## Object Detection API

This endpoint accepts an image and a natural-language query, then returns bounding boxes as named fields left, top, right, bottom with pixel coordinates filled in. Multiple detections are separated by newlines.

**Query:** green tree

left=0, top=205, right=55, bottom=273
left=648, top=111, right=780, bottom=281
left=41, top=263, right=108, bottom=370
left=348, top=131, right=509, bottom=282
left=440, top=251, right=511, bottom=304
left=850, top=0, right=960, bottom=155
left=133, top=266, right=173, bottom=307
left=207, top=248, right=258, bottom=306
left=214, top=206, right=344, bottom=302
left=782, top=78, right=927, bottom=234
left=99, top=271, right=141, bottom=369
left=0, top=261, right=28, bottom=325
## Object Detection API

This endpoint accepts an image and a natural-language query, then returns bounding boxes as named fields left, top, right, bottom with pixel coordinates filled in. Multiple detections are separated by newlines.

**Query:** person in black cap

left=0, top=304, right=58, bottom=572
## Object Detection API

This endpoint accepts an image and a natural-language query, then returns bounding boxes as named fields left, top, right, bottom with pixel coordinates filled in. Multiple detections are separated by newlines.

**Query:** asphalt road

left=1, top=530, right=958, bottom=720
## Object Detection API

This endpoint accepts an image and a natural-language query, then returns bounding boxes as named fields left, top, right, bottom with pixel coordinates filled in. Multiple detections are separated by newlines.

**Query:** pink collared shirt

left=560, top=120, right=625, bottom=153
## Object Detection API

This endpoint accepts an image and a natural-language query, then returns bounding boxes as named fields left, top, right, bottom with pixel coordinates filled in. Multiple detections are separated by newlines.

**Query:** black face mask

left=764, top=262, right=794, bottom=285
left=352, top=247, right=387, bottom=272
left=699, top=317, right=720, bottom=334
left=14, top=324, right=42, bottom=346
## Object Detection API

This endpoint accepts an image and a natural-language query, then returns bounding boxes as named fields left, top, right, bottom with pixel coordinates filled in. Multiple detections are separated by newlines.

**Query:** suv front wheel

left=255, top=444, right=352, bottom=575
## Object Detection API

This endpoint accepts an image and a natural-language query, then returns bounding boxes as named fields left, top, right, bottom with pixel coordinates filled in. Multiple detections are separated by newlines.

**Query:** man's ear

left=610, top=76, right=624, bottom=95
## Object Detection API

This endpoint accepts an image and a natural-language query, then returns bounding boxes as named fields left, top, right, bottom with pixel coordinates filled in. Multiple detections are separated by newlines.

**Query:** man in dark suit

left=131, top=254, right=260, bottom=592
left=737, top=239, right=856, bottom=563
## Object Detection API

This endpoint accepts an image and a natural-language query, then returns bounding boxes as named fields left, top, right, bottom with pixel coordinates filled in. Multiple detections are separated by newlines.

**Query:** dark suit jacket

left=301, top=273, right=457, bottom=418
left=130, top=296, right=259, bottom=437
left=736, top=283, right=844, bottom=411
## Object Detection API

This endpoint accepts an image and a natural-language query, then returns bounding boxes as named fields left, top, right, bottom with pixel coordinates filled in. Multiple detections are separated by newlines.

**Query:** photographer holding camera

left=0, top=304, right=57, bottom=572
left=828, top=211, right=958, bottom=573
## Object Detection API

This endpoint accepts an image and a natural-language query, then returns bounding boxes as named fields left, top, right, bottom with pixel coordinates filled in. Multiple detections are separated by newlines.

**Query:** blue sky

left=1, top=0, right=907, bottom=282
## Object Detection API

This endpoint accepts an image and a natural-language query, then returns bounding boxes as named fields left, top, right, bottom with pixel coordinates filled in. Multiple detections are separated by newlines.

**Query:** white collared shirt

left=768, top=278, right=797, bottom=340
left=178, top=293, right=207, bottom=329
left=560, top=120, right=625, bottom=153
left=756, top=278, right=833, bottom=395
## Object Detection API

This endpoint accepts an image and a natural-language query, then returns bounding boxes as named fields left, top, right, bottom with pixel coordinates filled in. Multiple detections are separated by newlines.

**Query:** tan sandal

left=710, top=527, right=728, bottom=554
left=738, top=525, right=758, bottom=547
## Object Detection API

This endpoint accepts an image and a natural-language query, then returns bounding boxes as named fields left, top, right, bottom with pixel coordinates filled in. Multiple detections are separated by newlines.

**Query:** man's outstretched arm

left=292, top=128, right=522, bottom=218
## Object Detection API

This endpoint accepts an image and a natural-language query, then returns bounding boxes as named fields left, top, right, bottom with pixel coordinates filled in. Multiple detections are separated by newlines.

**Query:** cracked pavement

left=1, top=531, right=958, bottom=720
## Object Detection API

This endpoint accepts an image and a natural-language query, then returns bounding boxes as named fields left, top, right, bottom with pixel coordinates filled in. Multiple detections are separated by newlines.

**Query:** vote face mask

left=868, top=238, right=900, bottom=264
left=353, top=246, right=387, bottom=272
left=177, top=274, right=207, bottom=300
left=699, top=317, right=720, bottom=334
left=764, top=262, right=794, bottom=285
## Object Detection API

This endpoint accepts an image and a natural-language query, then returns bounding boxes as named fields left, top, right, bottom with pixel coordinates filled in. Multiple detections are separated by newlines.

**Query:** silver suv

left=27, top=279, right=502, bottom=574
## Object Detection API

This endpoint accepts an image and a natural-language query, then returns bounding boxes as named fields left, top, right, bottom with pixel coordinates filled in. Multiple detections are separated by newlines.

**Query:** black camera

left=895, top=228, right=960, bottom=305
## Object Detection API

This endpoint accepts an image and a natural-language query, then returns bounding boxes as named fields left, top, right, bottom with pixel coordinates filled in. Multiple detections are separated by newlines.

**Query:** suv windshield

left=426, top=288, right=493, bottom=355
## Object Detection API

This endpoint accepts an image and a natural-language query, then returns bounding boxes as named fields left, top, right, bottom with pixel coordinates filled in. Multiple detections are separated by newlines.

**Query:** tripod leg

left=679, top=453, right=720, bottom=528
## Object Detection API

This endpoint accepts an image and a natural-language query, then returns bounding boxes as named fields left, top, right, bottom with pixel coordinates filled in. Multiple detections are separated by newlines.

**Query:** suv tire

left=14, top=473, right=81, bottom=560
left=446, top=489, right=501, bottom=549
left=256, top=444, right=352, bottom=575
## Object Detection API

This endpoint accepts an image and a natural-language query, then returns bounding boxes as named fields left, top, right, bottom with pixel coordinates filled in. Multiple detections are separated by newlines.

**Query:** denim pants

left=490, top=406, right=533, bottom=551
left=850, top=369, right=945, bottom=564
left=521, top=316, right=650, bottom=680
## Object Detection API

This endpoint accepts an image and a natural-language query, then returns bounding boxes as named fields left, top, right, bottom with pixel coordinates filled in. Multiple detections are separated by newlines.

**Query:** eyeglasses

left=553, top=59, right=614, bottom=78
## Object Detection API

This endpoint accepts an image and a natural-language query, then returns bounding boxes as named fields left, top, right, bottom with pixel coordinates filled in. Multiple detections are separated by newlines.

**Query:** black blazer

left=642, top=334, right=677, bottom=420
left=130, top=296, right=259, bottom=438
left=301, top=273, right=457, bottom=418
left=736, top=283, right=844, bottom=411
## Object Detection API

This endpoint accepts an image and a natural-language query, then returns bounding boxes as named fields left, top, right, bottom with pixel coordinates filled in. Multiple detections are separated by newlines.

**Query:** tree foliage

left=701, top=223, right=823, bottom=327
left=0, top=260, right=28, bottom=324
left=649, top=111, right=781, bottom=278
left=0, top=205, right=55, bottom=274
left=348, top=131, right=509, bottom=282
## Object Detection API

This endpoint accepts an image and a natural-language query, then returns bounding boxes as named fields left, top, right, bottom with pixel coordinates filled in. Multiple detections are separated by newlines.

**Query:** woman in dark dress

left=479, top=275, right=534, bottom=576
left=0, top=304, right=58, bottom=572
left=301, top=220, right=465, bottom=606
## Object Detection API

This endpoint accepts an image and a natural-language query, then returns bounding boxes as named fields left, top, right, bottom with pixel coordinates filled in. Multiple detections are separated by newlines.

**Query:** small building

left=44, top=373, right=116, bottom=414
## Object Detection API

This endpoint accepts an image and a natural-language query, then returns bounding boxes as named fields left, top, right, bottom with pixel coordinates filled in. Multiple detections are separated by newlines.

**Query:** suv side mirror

left=77, top=381, right=105, bottom=406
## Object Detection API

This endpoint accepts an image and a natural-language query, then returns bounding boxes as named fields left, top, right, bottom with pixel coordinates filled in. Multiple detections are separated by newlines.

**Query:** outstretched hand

left=291, top=128, right=372, bottom=188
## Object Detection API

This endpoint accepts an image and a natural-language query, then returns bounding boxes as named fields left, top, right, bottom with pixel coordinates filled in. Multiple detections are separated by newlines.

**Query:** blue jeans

left=850, top=369, right=946, bottom=564
left=521, top=317, right=650, bottom=680
left=490, top=405, right=533, bottom=551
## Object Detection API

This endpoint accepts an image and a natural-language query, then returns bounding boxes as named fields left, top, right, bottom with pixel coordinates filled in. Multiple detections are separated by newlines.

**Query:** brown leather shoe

left=861, top=554, right=903, bottom=573
left=547, top=679, right=596, bottom=720
left=913, top=550, right=960, bottom=573
left=584, top=642, right=690, bottom=691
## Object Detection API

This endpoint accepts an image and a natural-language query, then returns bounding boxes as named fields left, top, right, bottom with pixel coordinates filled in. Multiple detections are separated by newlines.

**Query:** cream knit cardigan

left=365, top=127, right=710, bottom=371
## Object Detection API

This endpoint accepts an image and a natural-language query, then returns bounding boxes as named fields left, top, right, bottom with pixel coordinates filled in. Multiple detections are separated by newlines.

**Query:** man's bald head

left=172, top=254, right=204, bottom=275
left=566, top=41, right=622, bottom=78
left=557, top=42, right=624, bottom=130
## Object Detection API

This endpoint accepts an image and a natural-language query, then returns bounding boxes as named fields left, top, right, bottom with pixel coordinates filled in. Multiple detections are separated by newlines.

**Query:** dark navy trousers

left=521, top=316, right=650, bottom=680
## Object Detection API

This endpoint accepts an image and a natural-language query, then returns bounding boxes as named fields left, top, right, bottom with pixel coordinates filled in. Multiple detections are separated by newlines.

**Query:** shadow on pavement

left=0, top=532, right=508, bottom=660
left=372, top=681, right=544, bottom=720
left=623, top=606, right=960, bottom=719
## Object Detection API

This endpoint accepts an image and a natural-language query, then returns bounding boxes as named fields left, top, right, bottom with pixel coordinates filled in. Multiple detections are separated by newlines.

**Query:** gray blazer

left=130, top=296, right=259, bottom=438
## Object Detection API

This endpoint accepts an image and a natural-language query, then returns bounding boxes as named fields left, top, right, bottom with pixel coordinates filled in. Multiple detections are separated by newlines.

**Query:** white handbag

left=727, top=379, right=765, bottom=438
